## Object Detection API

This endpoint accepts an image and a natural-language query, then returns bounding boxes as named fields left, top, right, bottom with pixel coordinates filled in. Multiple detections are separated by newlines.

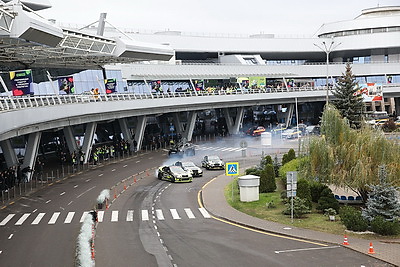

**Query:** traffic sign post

left=286, top=171, right=298, bottom=223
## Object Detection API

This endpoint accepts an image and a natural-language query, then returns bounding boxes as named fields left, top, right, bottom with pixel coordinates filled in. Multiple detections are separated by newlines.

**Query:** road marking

left=156, top=209, right=165, bottom=220
left=80, top=212, right=89, bottom=222
left=97, top=211, right=104, bottom=222
left=45, top=200, right=51, bottom=204
left=126, top=210, right=134, bottom=221
left=74, top=185, right=79, bottom=188
left=15, top=213, right=30, bottom=226
left=123, top=165, right=128, bottom=168
left=275, top=246, right=341, bottom=254
left=148, top=157, right=153, bottom=160
left=135, top=160, right=141, bottom=163
left=48, top=212, right=60, bottom=224
left=111, top=169, right=116, bottom=172
left=76, top=186, right=96, bottom=198
left=184, top=208, right=195, bottom=219
left=64, top=212, right=75, bottom=224
left=8, top=234, right=13, bottom=240
left=31, top=213, right=45, bottom=225
left=0, top=251, right=2, bottom=254
left=60, top=192, right=65, bottom=196
left=0, top=214, right=15, bottom=226
left=141, top=210, right=149, bottom=221
left=67, top=201, right=73, bottom=206
left=198, top=207, right=211, bottom=218
left=170, top=209, right=181, bottom=220
left=111, top=211, right=118, bottom=222
left=32, top=209, right=37, bottom=213
left=98, top=174, right=103, bottom=177
left=86, top=179, right=91, bottom=182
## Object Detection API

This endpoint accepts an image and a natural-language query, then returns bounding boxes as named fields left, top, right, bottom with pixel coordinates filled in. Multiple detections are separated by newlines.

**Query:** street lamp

left=314, top=38, right=341, bottom=105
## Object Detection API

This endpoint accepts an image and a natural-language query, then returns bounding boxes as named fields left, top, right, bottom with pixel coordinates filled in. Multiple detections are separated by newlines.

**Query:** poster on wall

left=194, top=80, right=204, bottom=91
left=9, top=69, right=33, bottom=96
left=150, top=80, right=161, bottom=92
left=58, top=76, right=75, bottom=94
left=355, top=83, right=383, bottom=102
left=105, top=78, right=117, bottom=94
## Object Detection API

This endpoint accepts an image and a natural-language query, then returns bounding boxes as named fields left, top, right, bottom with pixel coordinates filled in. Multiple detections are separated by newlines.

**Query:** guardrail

left=0, top=84, right=399, bottom=112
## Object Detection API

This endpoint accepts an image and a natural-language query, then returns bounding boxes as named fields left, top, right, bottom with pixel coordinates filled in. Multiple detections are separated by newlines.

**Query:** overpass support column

left=223, top=107, right=244, bottom=135
left=63, top=126, right=78, bottom=154
left=285, top=104, right=294, bottom=128
left=134, top=116, right=147, bottom=151
left=0, top=139, right=18, bottom=167
left=172, top=112, right=184, bottom=137
left=82, top=123, right=97, bottom=164
left=182, top=111, right=197, bottom=142
left=22, top=132, right=41, bottom=181
left=118, top=118, right=134, bottom=152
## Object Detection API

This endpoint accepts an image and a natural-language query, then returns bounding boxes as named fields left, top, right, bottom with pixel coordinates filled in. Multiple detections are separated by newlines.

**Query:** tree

left=317, top=187, right=340, bottom=213
left=332, top=62, right=365, bottom=128
left=296, top=178, right=312, bottom=208
left=282, top=149, right=296, bottom=166
left=362, top=165, right=400, bottom=222
left=260, top=155, right=273, bottom=169
left=283, top=197, right=311, bottom=218
left=260, top=164, right=276, bottom=193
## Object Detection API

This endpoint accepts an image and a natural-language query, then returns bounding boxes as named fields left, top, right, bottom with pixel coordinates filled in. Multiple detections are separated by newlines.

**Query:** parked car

left=175, top=161, right=203, bottom=177
left=157, top=165, right=193, bottom=183
left=246, top=126, right=266, bottom=137
left=201, top=155, right=224, bottom=170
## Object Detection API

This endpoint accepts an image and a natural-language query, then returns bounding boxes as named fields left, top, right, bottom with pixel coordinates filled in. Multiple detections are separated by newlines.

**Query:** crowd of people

left=0, top=164, right=33, bottom=191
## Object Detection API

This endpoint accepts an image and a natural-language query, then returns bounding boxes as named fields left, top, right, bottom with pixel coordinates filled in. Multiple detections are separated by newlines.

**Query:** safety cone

left=146, top=170, right=150, bottom=176
left=134, top=177, right=137, bottom=183
left=124, top=183, right=127, bottom=190
left=114, top=188, right=117, bottom=199
left=368, top=242, right=375, bottom=254
left=342, top=235, right=349, bottom=245
left=105, top=199, right=109, bottom=210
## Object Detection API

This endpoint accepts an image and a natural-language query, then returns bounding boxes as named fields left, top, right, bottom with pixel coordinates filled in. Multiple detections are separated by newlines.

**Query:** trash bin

left=97, top=202, right=103, bottom=209
left=238, top=175, right=260, bottom=202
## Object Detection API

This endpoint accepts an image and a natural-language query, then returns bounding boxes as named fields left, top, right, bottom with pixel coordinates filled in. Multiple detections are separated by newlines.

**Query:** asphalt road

left=0, top=136, right=390, bottom=266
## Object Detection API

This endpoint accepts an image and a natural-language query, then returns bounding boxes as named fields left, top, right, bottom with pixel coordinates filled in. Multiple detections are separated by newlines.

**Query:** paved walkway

left=202, top=174, right=400, bottom=266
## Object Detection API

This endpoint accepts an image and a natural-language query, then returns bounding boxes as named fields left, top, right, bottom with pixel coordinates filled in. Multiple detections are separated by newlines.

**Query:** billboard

left=194, top=80, right=204, bottom=91
left=58, top=76, right=75, bottom=94
left=355, top=83, right=383, bottom=102
left=105, top=78, right=117, bottom=94
left=249, top=76, right=266, bottom=87
left=9, top=69, right=33, bottom=96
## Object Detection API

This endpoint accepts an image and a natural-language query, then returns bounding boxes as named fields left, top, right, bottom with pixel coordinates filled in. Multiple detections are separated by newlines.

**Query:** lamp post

left=314, top=38, right=341, bottom=105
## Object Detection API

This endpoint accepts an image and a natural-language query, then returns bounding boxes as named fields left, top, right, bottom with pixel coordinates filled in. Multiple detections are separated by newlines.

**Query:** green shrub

left=279, top=158, right=300, bottom=183
left=245, top=167, right=261, bottom=176
left=317, top=187, right=340, bottom=213
left=260, top=164, right=276, bottom=193
left=339, top=206, right=368, bottom=232
left=370, top=216, right=400, bottom=236
left=283, top=197, right=311, bottom=218
left=260, top=155, right=273, bottom=169
left=266, top=200, right=276, bottom=209
left=309, top=181, right=329, bottom=203
left=296, top=178, right=312, bottom=209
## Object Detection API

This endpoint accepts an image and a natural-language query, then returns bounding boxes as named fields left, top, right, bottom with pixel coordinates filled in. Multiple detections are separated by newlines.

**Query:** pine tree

left=332, top=62, right=365, bottom=128
left=362, top=165, right=400, bottom=222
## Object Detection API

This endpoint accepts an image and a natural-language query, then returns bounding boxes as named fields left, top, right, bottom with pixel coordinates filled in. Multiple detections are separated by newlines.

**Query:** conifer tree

left=362, top=165, right=400, bottom=222
left=332, top=62, right=365, bottom=128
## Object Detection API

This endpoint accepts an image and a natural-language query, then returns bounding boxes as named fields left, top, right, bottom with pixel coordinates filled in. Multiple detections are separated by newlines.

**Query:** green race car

left=157, top=165, right=193, bottom=183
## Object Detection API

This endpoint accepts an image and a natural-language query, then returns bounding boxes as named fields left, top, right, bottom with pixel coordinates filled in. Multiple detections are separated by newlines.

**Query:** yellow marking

left=198, top=177, right=328, bottom=247
left=1, top=206, right=6, bottom=210
left=48, top=183, right=53, bottom=186
left=9, top=202, right=14, bottom=205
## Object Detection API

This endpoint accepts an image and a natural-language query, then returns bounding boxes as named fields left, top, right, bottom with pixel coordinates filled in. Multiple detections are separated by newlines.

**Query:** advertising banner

left=9, top=69, right=33, bottom=96
left=356, top=83, right=383, bottom=102
left=194, top=80, right=204, bottom=91
left=249, top=76, right=266, bottom=87
left=150, top=80, right=161, bottom=92
left=105, top=78, right=117, bottom=94
left=58, top=76, right=75, bottom=94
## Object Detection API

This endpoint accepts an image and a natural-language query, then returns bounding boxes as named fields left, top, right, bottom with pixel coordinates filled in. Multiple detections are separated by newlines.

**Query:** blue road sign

left=225, top=162, right=239, bottom=176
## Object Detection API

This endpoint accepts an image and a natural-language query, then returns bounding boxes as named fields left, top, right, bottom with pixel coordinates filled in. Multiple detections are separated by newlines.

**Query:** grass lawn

left=224, top=178, right=399, bottom=239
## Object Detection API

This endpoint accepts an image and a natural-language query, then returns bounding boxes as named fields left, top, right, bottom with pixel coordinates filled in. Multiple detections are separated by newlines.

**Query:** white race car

left=175, top=161, right=203, bottom=177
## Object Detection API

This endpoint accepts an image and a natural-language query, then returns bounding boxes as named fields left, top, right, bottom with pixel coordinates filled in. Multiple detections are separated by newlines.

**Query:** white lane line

left=170, top=209, right=181, bottom=220
left=0, top=214, right=15, bottom=226
left=275, top=246, right=341, bottom=254
left=123, top=165, right=128, bottom=168
left=111, top=169, right=116, bottom=172
left=31, top=213, right=45, bottom=225
left=45, top=200, right=51, bottom=204
left=135, top=160, right=141, bottom=163
left=74, top=185, right=79, bottom=188
left=111, top=211, right=118, bottom=222
left=97, top=211, right=104, bottom=222
left=184, top=208, right=195, bottom=219
left=76, top=186, right=96, bottom=198
left=155, top=209, right=165, bottom=220
left=64, top=212, right=75, bottom=224
left=60, top=192, right=65, bottom=196
left=198, top=208, right=211, bottom=218
left=220, top=147, right=233, bottom=151
left=67, top=201, right=73, bottom=206
left=80, top=212, right=89, bottom=222
left=98, top=174, right=103, bottom=177
left=15, top=213, right=30, bottom=226
left=0, top=251, right=2, bottom=254
left=148, top=157, right=153, bottom=159
left=86, top=179, right=91, bottom=182
left=8, top=234, right=13, bottom=240
left=141, top=210, right=149, bottom=221
left=48, top=212, right=60, bottom=224
left=126, top=210, right=134, bottom=222
left=32, top=209, right=37, bottom=213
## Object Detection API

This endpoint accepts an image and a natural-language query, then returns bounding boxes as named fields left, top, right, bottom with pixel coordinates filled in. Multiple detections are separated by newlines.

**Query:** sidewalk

left=202, top=174, right=400, bottom=266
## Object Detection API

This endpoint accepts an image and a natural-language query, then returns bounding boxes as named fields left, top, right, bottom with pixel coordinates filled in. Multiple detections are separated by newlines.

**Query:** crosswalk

left=195, top=145, right=244, bottom=152
left=0, top=207, right=211, bottom=227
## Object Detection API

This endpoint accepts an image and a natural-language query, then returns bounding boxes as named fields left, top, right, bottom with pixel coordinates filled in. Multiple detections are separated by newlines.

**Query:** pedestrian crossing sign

left=226, top=162, right=239, bottom=176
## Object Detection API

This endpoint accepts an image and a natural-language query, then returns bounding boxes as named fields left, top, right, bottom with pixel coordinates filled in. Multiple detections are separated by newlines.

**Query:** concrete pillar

left=172, top=112, right=184, bottom=135
left=63, top=126, right=78, bottom=154
left=223, top=107, right=244, bottom=135
left=0, top=139, right=18, bottom=167
left=183, top=111, right=197, bottom=142
left=82, top=122, right=97, bottom=164
left=285, top=104, right=294, bottom=128
left=119, top=118, right=134, bottom=152
left=22, top=132, right=42, bottom=181
left=134, top=116, right=147, bottom=151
